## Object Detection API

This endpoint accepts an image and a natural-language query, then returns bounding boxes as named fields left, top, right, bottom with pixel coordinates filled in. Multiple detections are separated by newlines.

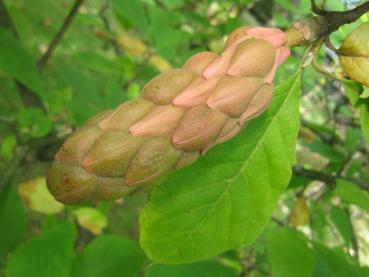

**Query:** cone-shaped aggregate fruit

left=339, top=22, right=369, bottom=87
left=47, top=27, right=290, bottom=204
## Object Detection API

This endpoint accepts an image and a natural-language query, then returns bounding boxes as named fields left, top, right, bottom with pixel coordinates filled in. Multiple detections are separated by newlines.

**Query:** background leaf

left=145, top=260, right=239, bottom=277
left=71, top=234, right=145, bottom=277
left=329, top=206, right=352, bottom=248
left=6, top=221, right=75, bottom=277
left=111, top=0, right=149, bottom=34
left=334, top=179, right=369, bottom=211
left=360, top=108, right=369, bottom=144
left=0, top=186, right=27, bottom=259
left=266, top=227, right=315, bottom=277
left=313, top=243, right=364, bottom=277
left=18, top=177, right=64, bottom=215
left=72, top=207, right=107, bottom=235
left=0, top=27, right=43, bottom=97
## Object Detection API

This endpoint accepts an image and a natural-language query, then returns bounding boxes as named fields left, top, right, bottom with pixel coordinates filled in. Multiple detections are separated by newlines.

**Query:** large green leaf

left=334, top=179, right=369, bottom=211
left=145, top=260, right=239, bottom=277
left=71, top=234, right=145, bottom=277
left=139, top=72, right=301, bottom=263
left=0, top=27, right=43, bottom=97
left=6, top=221, right=75, bottom=277
left=266, top=227, right=315, bottom=277
left=0, top=186, right=27, bottom=259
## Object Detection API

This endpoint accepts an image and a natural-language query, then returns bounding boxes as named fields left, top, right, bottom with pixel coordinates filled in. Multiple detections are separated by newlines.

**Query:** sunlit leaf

left=72, top=207, right=107, bottom=235
left=18, top=177, right=64, bottom=214
left=140, top=72, right=301, bottom=263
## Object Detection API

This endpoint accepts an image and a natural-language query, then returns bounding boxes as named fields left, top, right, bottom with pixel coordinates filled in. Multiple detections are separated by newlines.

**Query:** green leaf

left=0, top=186, right=27, bottom=259
left=139, top=72, right=301, bottom=263
left=360, top=86, right=369, bottom=99
left=71, top=235, right=145, bottom=277
left=0, top=134, right=17, bottom=162
left=18, top=177, right=64, bottom=215
left=15, top=108, right=52, bottom=138
left=334, top=179, right=369, bottom=211
left=360, top=108, right=369, bottom=144
left=158, top=0, right=185, bottom=10
left=145, top=260, right=239, bottom=277
left=345, top=127, right=362, bottom=154
left=56, top=62, right=101, bottom=124
left=0, top=27, right=43, bottom=97
left=342, top=80, right=364, bottom=107
left=313, top=243, right=363, bottom=277
left=6, top=221, right=75, bottom=277
left=112, top=0, right=149, bottom=34
left=6, top=4, right=34, bottom=48
left=310, top=203, right=330, bottom=244
left=147, top=6, right=186, bottom=60
left=302, top=138, right=346, bottom=163
left=342, top=81, right=369, bottom=145
left=266, top=227, right=315, bottom=277
left=104, top=80, right=129, bottom=109
left=329, top=206, right=352, bottom=248
left=72, top=207, right=107, bottom=235
left=72, top=52, right=124, bottom=75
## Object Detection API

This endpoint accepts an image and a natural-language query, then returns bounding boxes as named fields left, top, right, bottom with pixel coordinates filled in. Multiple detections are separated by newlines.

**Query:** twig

left=293, top=166, right=369, bottom=192
left=293, top=166, right=336, bottom=189
left=324, top=1, right=369, bottom=34
left=271, top=217, right=285, bottom=227
left=37, top=0, right=85, bottom=69
left=288, top=1, right=369, bottom=47
left=311, top=38, right=342, bottom=80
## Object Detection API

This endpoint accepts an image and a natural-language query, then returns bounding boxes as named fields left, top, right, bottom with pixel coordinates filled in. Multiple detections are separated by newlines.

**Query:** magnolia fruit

left=339, top=21, right=369, bottom=87
left=47, top=27, right=290, bottom=204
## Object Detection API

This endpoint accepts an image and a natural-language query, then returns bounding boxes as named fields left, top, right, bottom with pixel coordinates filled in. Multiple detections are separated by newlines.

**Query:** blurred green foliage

left=1, top=0, right=369, bottom=276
